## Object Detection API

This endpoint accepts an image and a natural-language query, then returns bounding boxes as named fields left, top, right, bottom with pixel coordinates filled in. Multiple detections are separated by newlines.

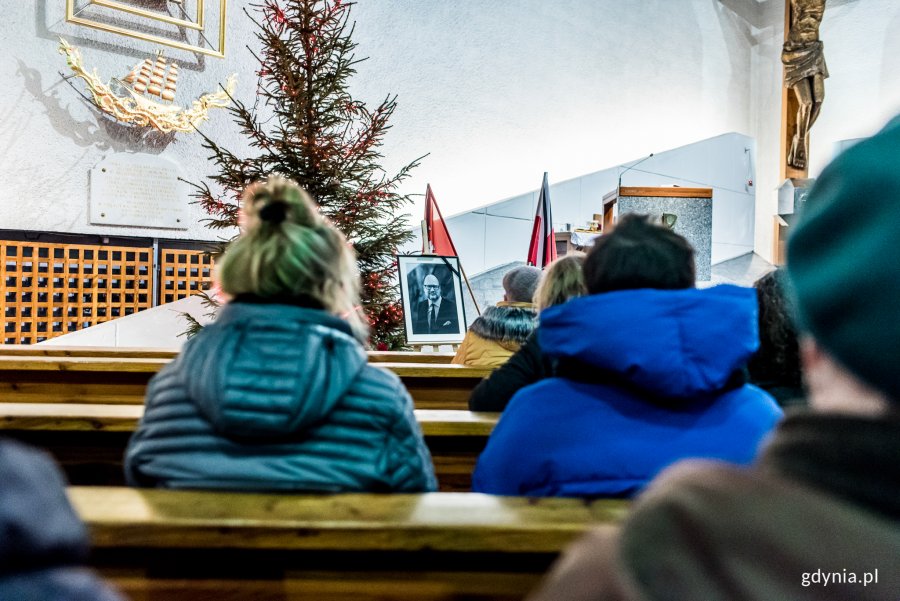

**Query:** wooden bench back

left=0, top=355, right=488, bottom=409
left=0, top=345, right=456, bottom=363
left=0, top=403, right=496, bottom=435
left=68, top=486, right=629, bottom=601
left=0, top=404, right=497, bottom=492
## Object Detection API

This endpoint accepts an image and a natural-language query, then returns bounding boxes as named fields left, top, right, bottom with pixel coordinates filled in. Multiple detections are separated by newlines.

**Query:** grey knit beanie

left=502, top=266, right=543, bottom=303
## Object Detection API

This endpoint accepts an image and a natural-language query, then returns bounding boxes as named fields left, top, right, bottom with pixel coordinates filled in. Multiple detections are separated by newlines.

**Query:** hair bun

left=258, top=200, right=288, bottom=224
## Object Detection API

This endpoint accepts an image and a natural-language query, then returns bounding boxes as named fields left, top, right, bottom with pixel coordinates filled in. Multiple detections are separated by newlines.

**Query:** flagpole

left=426, top=185, right=481, bottom=316
left=527, top=172, right=557, bottom=268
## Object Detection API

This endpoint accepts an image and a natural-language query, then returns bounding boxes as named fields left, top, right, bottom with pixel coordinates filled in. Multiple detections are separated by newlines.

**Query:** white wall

left=0, top=1, right=757, bottom=241
left=350, top=0, right=756, bottom=220
left=810, top=0, right=900, bottom=173
left=404, top=133, right=757, bottom=277
left=3, top=1, right=898, bottom=265
left=750, top=0, right=785, bottom=264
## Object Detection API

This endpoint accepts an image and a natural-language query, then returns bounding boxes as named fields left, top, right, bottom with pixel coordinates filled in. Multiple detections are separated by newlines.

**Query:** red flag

left=527, top=172, right=557, bottom=268
left=424, top=184, right=458, bottom=256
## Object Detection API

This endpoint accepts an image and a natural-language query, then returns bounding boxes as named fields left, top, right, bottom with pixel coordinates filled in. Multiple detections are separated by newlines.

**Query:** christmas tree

left=188, top=0, right=421, bottom=349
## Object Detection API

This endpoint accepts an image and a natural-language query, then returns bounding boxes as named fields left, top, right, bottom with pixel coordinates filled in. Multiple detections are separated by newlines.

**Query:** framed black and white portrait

left=397, top=255, right=466, bottom=344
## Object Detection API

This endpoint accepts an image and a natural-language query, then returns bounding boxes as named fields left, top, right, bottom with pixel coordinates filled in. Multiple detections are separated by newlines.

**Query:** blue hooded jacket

left=472, top=285, right=783, bottom=498
left=125, top=301, right=437, bottom=492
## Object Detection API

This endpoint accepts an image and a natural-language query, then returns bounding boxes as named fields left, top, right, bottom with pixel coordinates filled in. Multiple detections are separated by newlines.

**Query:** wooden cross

left=780, top=0, right=828, bottom=180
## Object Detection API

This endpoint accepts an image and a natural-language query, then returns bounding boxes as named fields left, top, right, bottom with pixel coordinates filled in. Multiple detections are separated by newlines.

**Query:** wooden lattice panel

left=159, top=249, right=213, bottom=305
left=1, top=241, right=152, bottom=344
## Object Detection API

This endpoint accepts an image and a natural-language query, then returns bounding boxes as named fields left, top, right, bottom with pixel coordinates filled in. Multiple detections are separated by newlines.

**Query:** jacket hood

left=180, top=301, right=367, bottom=439
left=539, top=285, right=758, bottom=399
left=0, top=440, right=89, bottom=574
left=469, top=303, right=537, bottom=345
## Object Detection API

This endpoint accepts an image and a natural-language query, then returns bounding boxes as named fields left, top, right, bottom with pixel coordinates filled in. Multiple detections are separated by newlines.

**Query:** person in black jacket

left=747, top=268, right=806, bottom=408
left=469, top=253, right=586, bottom=411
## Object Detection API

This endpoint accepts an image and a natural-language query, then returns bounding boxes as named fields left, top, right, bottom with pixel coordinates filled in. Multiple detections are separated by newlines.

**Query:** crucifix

left=780, top=0, right=828, bottom=178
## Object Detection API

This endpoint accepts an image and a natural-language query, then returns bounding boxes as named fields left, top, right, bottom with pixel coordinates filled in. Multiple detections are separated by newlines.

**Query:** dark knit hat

left=787, top=115, right=900, bottom=402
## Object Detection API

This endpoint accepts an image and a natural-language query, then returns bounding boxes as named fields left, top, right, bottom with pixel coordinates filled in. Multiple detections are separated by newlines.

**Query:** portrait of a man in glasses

left=412, top=271, right=459, bottom=335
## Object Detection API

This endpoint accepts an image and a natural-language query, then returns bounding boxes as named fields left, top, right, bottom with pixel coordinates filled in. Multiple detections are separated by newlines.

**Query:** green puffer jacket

left=125, top=300, right=437, bottom=492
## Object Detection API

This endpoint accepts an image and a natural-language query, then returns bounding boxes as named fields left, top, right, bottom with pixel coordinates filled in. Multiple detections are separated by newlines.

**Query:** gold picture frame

left=92, top=0, right=204, bottom=31
left=65, top=0, right=226, bottom=58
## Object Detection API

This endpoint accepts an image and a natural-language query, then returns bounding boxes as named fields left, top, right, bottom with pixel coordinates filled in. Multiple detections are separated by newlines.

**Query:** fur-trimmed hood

left=469, top=302, right=537, bottom=345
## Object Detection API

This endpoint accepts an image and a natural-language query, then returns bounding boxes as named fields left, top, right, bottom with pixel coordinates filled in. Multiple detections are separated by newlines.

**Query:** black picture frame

left=396, top=255, right=467, bottom=344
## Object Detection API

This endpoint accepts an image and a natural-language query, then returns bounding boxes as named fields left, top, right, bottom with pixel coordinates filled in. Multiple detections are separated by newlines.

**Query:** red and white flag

left=424, top=184, right=458, bottom=256
left=526, top=172, right=557, bottom=268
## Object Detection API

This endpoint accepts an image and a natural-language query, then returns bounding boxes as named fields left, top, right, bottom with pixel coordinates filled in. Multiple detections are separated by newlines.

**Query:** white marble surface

left=38, top=294, right=212, bottom=348
left=619, top=194, right=713, bottom=281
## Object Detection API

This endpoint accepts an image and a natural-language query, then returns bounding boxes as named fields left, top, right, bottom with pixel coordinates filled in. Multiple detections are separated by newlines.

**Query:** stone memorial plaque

left=90, top=153, right=189, bottom=229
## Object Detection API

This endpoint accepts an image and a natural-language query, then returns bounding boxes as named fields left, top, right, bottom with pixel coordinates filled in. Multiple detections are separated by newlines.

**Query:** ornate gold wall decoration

left=59, top=38, right=236, bottom=133
left=65, top=0, right=227, bottom=58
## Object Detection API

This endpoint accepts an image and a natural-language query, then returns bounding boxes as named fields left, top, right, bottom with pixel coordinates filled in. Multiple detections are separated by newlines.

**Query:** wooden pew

left=69, top=486, right=629, bottom=601
left=0, top=403, right=497, bottom=491
left=0, top=345, right=178, bottom=358
left=0, top=345, right=456, bottom=364
left=0, top=356, right=489, bottom=409
left=371, top=350, right=456, bottom=364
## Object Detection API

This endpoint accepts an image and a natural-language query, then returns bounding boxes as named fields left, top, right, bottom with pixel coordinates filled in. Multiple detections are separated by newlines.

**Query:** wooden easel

left=411, top=221, right=482, bottom=353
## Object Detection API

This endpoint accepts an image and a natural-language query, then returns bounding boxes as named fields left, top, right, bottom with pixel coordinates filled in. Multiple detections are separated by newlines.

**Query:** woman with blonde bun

left=125, top=177, right=437, bottom=492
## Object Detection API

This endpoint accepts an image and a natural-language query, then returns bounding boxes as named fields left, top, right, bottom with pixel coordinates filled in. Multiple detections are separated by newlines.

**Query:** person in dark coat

left=125, top=177, right=436, bottom=493
left=527, top=114, right=900, bottom=601
left=452, top=265, right=541, bottom=368
left=468, top=254, right=585, bottom=410
left=747, top=267, right=806, bottom=408
left=472, top=215, right=781, bottom=497
left=0, top=439, right=125, bottom=601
